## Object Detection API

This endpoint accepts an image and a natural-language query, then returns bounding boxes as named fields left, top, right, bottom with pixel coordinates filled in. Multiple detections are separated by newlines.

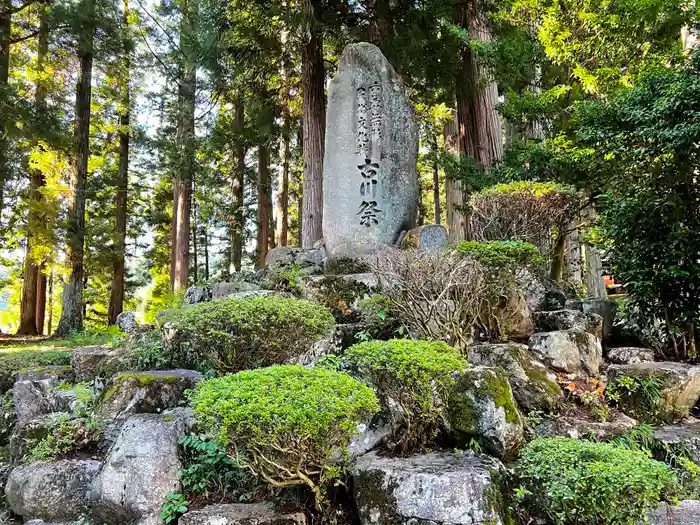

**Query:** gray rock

left=607, top=362, right=700, bottom=422
left=0, top=392, right=15, bottom=446
left=185, top=285, right=212, bottom=304
left=608, top=347, right=655, bottom=365
left=179, top=504, right=307, bottom=525
left=71, top=346, right=113, bottom=380
left=211, top=281, right=260, bottom=300
left=400, top=224, right=448, bottom=251
left=467, top=343, right=562, bottom=413
left=9, top=412, right=67, bottom=464
left=348, top=415, right=394, bottom=457
left=12, top=374, right=74, bottom=424
left=98, top=369, right=203, bottom=421
left=5, top=459, right=100, bottom=521
left=116, top=311, right=138, bottom=333
left=353, top=451, right=508, bottom=525
left=322, top=42, right=419, bottom=255
left=186, top=282, right=264, bottom=305
left=532, top=309, right=603, bottom=340
left=91, top=409, right=194, bottom=523
left=534, top=412, right=638, bottom=441
left=265, top=246, right=301, bottom=266
left=518, top=270, right=548, bottom=313
left=528, top=330, right=603, bottom=376
left=447, top=366, right=524, bottom=460
left=646, top=500, right=700, bottom=525
left=653, top=418, right=700, bottom=464
left=567, top=298, right=617, bottom=342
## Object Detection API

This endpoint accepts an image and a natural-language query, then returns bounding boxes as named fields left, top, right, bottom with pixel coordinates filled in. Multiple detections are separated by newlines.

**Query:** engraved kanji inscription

left=358, top=200, right=381, bottom=226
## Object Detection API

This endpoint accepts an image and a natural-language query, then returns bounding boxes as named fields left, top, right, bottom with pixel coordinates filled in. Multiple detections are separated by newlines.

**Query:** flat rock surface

left=646, top=500, right=700, bottom=525
left=179, top=504, right=307, bottom=525
left=353, top=451, right=507, bottom=525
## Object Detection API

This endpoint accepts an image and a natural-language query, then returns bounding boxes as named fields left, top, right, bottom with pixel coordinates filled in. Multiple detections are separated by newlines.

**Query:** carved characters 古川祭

left=356, top=83, right=383, bottom=227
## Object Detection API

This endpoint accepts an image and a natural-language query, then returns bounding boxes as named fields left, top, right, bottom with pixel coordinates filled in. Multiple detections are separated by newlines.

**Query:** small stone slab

left=179, top=504, right=307, bottom=525
left=528, top=329, right=602, bottom=376
left=534, top=412, right=638, bottom=441
left=116, top=311, right=138, bottom=332
left=400, top=224, right=448, bottom=251
left=608, top=347, right=655, bottom=365
left=354, top=451, right=508, bottom=525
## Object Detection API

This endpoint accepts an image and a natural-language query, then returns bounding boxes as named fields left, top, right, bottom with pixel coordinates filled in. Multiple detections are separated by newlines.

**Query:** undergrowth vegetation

left=342, top=339, right=466, bottom=454
left=516, top=437, right=676, bottom=525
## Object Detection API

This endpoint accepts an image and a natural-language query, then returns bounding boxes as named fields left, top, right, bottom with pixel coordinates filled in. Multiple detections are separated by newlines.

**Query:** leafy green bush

left=22, top=412, right=101, bottom=463
left=342, top=339, right=466, bottom=453
left=188, top=365, right=379, bottom=508
left=357, top=294, right=403, bottom=340
left=161, top=296, right=336, bottom=374
left=0, top=349, right=72, bottom=392
left=516, top=437, right=676, bottom=525
left=455, top=240, right=543, bottom=269
left=606, top=374, right=667, bottom=423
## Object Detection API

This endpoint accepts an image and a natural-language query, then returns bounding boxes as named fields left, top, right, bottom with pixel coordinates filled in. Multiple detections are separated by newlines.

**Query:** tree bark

left=257, top=143, right=271, bottom=269
left=35, top=269, right=46, bottom=334
left=431, top=135, right=441, bottom=225
left=300, top=0, right=325, bottom=248
left=203, top=225, right=209, bottom=281
left=444, top=114, right=466, bottom=241
left=55, top=5, right=94, bottom=335
left=17, top=5, right=48, bottom=335
left=230, top=101, right=245, bottom=274
left=276, top=117, right=290, bottom=246
left=171, top=0, right=196, bottom=292
left=191, top=190, right=198, bottom=282
left=47, top=269, right=53, bottom=334
left=449, top=3, right=503, bottom=240
left=108, top=0, right=130, bottom=325
left=564, top=219, right=582, bottom=289
left=0, top=0, right=10, bottom=231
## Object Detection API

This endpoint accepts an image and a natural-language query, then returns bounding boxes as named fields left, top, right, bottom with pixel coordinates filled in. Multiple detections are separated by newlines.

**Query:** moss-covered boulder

left=0, top=390, right=15, bottom=446
left=528, top=329, right=602, bottom=376
left=13, top=375, right=75, bottom=424
left=607, top=362, right=700, bottom=423
left=0, top=349, right=72, bottom=393
left=447, top=366, right=524, bottom=460
left=353, top=450, right=510, bottom=525
left=98, top=369, right=203, bottom=421
left=532, top=309, right=603, bottom=340
left=161, top=295, right=336, bottom=374
left=467, top=343, right=562, bottom=413
left=179, top=504, right=307, bottom=525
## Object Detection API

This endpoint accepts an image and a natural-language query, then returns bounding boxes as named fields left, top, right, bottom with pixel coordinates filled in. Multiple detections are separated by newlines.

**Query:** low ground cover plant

left=516, top=437, right=676, bottom=525
left=342, top=339, right=466, bottom=453
left=161, top=295, right=335, bottom=374
left=188, top=365, right=379, bottom=510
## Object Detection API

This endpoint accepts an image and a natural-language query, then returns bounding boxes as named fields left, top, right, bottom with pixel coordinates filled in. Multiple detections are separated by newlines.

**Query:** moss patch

left=0, top=349, right=72, bottom=392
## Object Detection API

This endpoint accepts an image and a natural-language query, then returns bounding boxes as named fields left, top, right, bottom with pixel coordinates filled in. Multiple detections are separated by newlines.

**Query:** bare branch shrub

left=468, top=181, right=580, bottom=255
left=370, top=248, right=528, bottom=347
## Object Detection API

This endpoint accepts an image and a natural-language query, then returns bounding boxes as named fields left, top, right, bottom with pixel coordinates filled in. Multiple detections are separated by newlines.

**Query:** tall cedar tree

left=18, top=3, right=49, bottom=334
left=55, top=0, right=95, bottom=335
left=108, top=0, right=131, bottom=324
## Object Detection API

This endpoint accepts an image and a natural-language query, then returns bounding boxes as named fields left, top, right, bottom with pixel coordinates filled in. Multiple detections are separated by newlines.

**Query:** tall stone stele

left=322, top=43, right=419, bottom=255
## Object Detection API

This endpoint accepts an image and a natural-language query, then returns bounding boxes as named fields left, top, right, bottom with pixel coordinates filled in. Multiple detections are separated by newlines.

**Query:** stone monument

left=322, top=42, right=419, bottom=255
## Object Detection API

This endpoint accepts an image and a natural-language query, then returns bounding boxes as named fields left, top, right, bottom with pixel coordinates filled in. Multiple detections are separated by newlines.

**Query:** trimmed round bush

left=161, top=295, right=335, bottom=374
left=188, top=365, right=379, bottom=506
left=516, top=437, right=677, bottom=525
left=455, top=240, right=543, bottom=269
left=342, top=339, right=466, bottom=453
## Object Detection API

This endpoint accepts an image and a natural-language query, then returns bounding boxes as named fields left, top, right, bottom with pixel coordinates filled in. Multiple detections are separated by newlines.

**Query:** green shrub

left=0, top=349, right=72, bottom=392
left=606, top=374, right=667, bottom=422
left=516, top=437, right=676, bottom=525
left=357, top=294, right=403, bottom=340
left=342, top=339, right=466, bottom=453
left=455, top=240, right=543, bottom=269
left=22, top=412, right=101, bottom=463
left=188, top=365, right=379, bottom=508
left=161, top=296, right=335, bottom=375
